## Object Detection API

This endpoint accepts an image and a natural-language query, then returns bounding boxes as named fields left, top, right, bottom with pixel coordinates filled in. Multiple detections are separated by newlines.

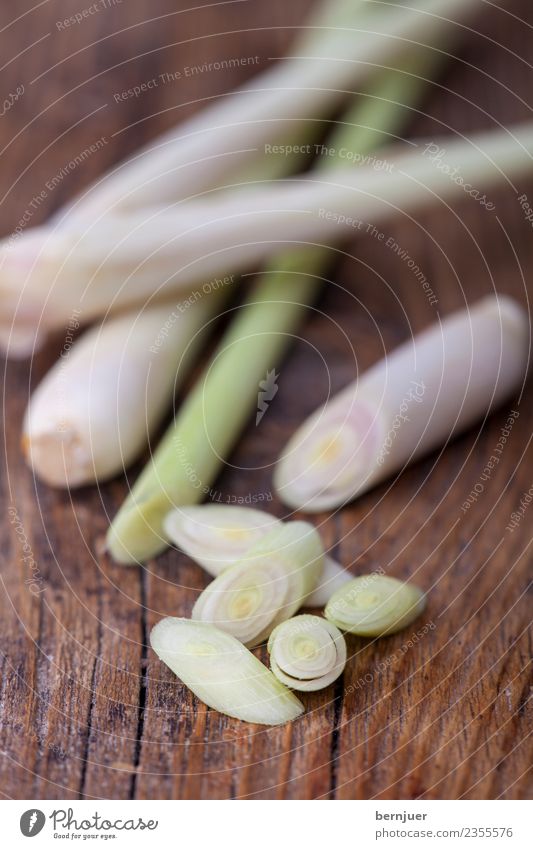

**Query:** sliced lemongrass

left=163, top=503, right=350, bottom=605
left=275, top=295, right=530, bottom=511
left=6, top=119, right=533, bottom=337
left=267, top=614, right=346, bottom=691
left=150, top=617, right=303, bottom=725
left=304, top=555, right=351, bottom=606
left=325, top=574, right=425, bottom=636
left=55, top=0, right=479, bottom=222
left=22, top=290, right=230, bottom=487
left=192, top=522, right=324, bottom=647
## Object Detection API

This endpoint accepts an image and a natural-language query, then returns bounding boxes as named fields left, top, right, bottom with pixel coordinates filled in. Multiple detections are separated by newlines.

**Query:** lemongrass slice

left=22, top=290, right=230, bottom=487
left=192, top=522, right=323, bottom=647
left=325, top=574, right=425, bottom=636
left=163, top=505, right=281, bottom=575
left=267, top=614, right=346, bottom=691
left=275, top=295, right=529, bottom=511
left=163, top=503, right=349, bottom=605
left=150, top=618, right=303, bottom=725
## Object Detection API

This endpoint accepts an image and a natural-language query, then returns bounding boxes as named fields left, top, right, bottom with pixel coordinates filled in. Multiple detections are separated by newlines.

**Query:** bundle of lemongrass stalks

left=12, top=0, right=533, bottom=723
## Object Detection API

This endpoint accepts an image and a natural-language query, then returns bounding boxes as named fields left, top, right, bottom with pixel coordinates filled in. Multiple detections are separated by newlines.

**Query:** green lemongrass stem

left=21, top=289, right=232, bottom=487
left=267, top=614, right=346, bottom=691
left=275, top=295, right=529, bottom=511
left=150, top=618, right=303, bottom=725
left=325, top=574, right=426, bottom=636
left=6, top=119, right=533, bottom=336
left=163, top=504, right=349, bottom=606
left=191, top=522, right=323, bottom=647
left=106, top=272, right=323, bottom=563
left=53, top=0, right=478, bottom=221
left=106, top=38, right=454, bottom=564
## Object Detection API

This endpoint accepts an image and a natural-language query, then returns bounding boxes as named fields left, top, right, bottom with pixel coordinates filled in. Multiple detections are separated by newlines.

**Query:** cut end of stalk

left=21, top=420, right=96, bottom=488
left=106, top=495, right=172, bottom=564
left=274, top=398, right=381, bottom=511
left=150, top=617, right=304, bottom=725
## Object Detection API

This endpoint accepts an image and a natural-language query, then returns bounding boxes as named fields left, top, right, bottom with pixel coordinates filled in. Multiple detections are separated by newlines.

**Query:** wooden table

left=0, top=0, right=531, bottom=800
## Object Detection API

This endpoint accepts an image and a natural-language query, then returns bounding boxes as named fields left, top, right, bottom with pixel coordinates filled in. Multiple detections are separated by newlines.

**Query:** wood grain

left=0, top=0, right=531, bottom=800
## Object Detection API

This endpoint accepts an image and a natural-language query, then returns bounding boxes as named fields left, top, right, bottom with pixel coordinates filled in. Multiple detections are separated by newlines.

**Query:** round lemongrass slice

left=192, top=521, right=323, bottom=647
left=268, top=615, right=347, bottom=692
left=325, top=574, right=426, bottom=637
left=150, top=618, right=303, bottom=725
left=164, top=504, right=350, bottom=605
left=194, top=560, right=292, bottom=646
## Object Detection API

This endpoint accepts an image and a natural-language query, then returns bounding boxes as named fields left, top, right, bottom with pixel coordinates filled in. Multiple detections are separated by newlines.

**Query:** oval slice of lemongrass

left=275, top=295, right=529, bottom=511
left=268, top=614, right=347, bottom=691
left=164, top=504, right=350, bottom=606
left=150, top=618, right=303, bottom=725
left=325, top=574, right=426, bottom=637
left=163, top=505, right=281, bottom=575
left=192, top=521, right=323, bottom=647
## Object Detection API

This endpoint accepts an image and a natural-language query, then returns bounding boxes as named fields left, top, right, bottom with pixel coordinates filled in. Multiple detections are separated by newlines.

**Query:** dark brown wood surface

left=0, top=0, right=532, bottom=800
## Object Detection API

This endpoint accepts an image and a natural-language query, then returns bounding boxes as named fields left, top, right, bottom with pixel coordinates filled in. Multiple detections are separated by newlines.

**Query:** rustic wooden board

left=0, top=0, right=531, bottom=800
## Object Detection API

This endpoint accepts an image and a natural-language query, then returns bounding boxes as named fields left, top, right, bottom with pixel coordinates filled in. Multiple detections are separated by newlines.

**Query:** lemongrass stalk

left=325, top=574, right=425, bottom=636
left=275, top=295, right=529, bottom=511
left=106, top=273, right=323, bottom=562
left=6, top=118, right=533, bottom=337
left=54, top=0, right=480, bottom=222
left=0, top=0, right=484, bottom=352
left=106, top=38, right=455, bottom=563
left=21, top=289, right=232, bottom=487
left=150, top=617, right=303, bottom=725
left=19, top=114, right=324, bottom=478
left=0, top=123, right=322, bottom=360
left=267, top=614, right=346, bottom=691
left=163, top=504, right=349, bottom=606
left=191, top=522, right=323, bottom=647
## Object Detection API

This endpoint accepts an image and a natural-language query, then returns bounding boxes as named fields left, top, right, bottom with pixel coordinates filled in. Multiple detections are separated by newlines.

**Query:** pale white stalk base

left=150, top=618, right=303, bottom=725
left=275, top=295, right=529, bottom=511
left=23, top=291, right=227, bottom=487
